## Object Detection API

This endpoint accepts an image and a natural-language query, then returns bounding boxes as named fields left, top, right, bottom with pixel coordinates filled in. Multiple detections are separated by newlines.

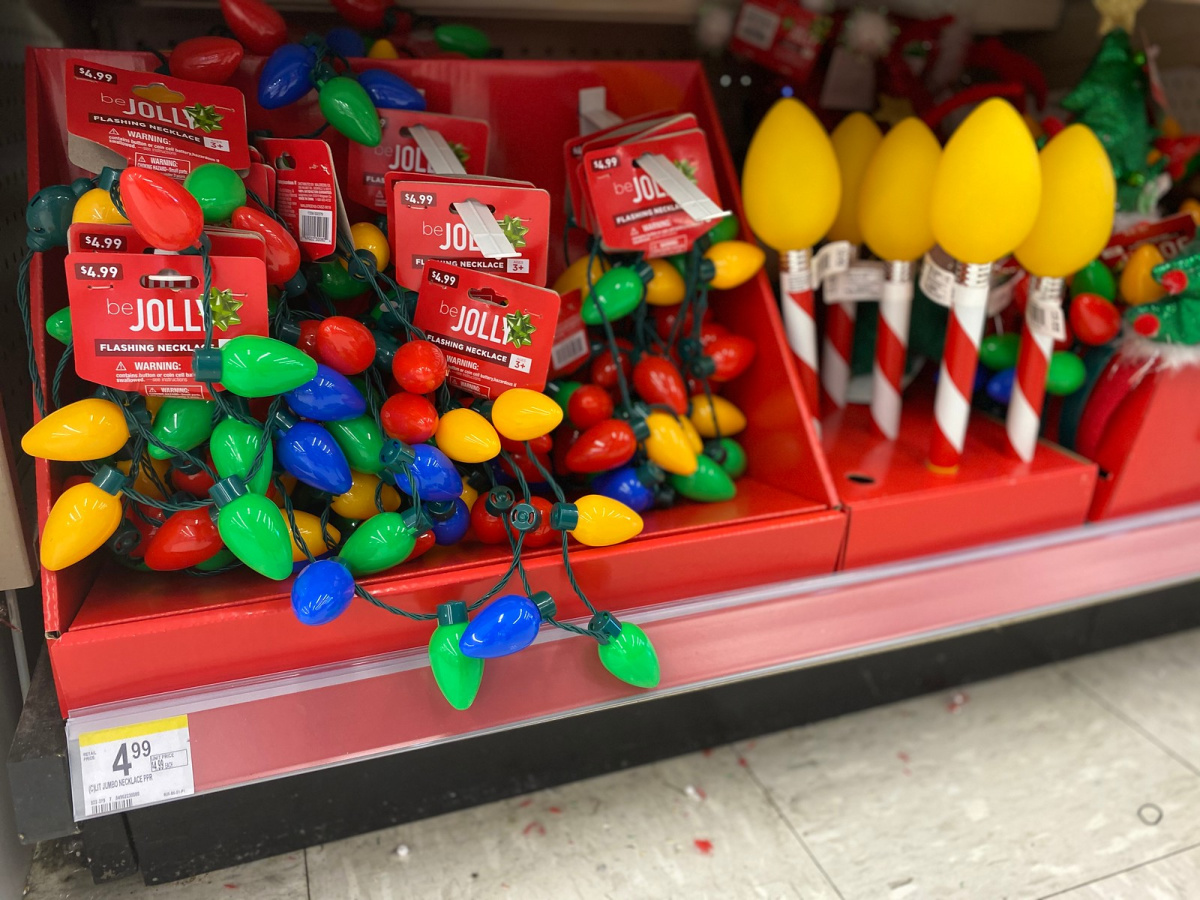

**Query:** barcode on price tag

left=919, top=249, right=955, bottom=307
left=1028, top=297, right=1067, bottom=341
left=734, top=3, right=781, bottom=50
left=75, top=715, right=194, bottom=819
left=812, top=240, right=852, bottom=288
left=552, top=330, right=589, bottom=370
left=299, top=209, right=332, bottom=244
left=823, top=261, right=885, bottom=303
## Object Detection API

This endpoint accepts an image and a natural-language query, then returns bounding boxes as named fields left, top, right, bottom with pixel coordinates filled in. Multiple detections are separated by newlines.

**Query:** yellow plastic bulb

left=367, top=38, right=399, bottom=59
left=704, top=241, right=766, bottom=290
left=491, top=389, right=563, bottom=441
left=144, top=396, right=166, bottom=416
left=644, top=259, right=686, bottom=307
left=40, top=468, right=126, bottom=571
left=858, top=118, right=941, bottom=263
left=289, top=511, right=340, bottom=563
left=116, top=457, right=172, bottom=501
left=571, top=494, right=643, bottom=547
left=1181, top=198, right=1200, bottom=228
left=644, top=412, right=698, bottom=475
left=1120, top=243, right=1167, bottom=306
left=270, top=473, right=298, bottom=507
left=71, top=188, right=129, bottom=225
left=435, top=408, right=500, bottom=463
left=677, top=414, right=704, bottom=454
left=690, top=394, right=747, bottom=438
left=1013, top=125, right=1115, bottom=279
left=552, top=254, right=608, bottom=298
left=1163, top=116, right=1183, bottom=139
left=22, top=398, right=130, bottom=461
left=742, top=98, right=841, bottom=252
left=348, top=221, right=390, bottom=271
left=828, top=112, right=883, bottom=245
left=332, top=471, right=401, bottom=520
left=460, top=478, right=479, bottom=513
left=930, top=99, right=1041, bottom=264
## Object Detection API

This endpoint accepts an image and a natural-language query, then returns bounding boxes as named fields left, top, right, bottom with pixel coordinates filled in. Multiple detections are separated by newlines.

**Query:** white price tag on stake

left=919, top=248, right=955, bottom=307
left=811, top=240, right=853, bottom=288
left=77, top=716, right=194, bottom=817
left=823, top=261, right=885, bottom=303
left=1028, top=296, right=1067, bottom=341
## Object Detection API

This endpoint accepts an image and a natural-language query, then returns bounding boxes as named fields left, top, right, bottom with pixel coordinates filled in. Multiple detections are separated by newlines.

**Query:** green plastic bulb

left=326, top=415, right=384, bottom=474
left=1071, top=259, right=1117, bottom=302
left=46, top=307, right=72, bottom=345
left=707, top=215, right=739, bottom=244
left=717, top=438, right=747, bottom=479
left=339, top=511, right=416, bottom=575
left=211, top=418, right=274, bottom=495
left=192, top=547, right=237, bottom=572
left=194, top=335, right=318, bottom=397
left=547, top=380, right=581, bottom=415
left=581, top=267, right=645, bottom=325
left=149, top=398, right=215, bottom=460
left=433, top=24, right=490, bottom=58
left=1047, top=351, right=1087, bottom=396
left=210, top=476, right=293, bottom=580
left=319, top=261, right=368, bottom=300
left=669, top=453, right=736, bottom=502
left=429, top=601, right=484, bottom=710
left=666, top=254, right=689, bottom=278
left=319, top=77, right=382, bottom=147
left=979, top=332, right=1021, bottom=371
left=184, top=163, right=247, bottom=224
left=594, top=615, right=660, bottom=688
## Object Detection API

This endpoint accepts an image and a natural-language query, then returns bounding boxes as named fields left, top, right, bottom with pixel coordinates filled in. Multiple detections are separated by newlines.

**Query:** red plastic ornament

left=332, top=0, right=388, bottom=28
left=125, top=504, right=166, bottom=560
left=1069, top=293, right=1122, bottom=346
left=706, top=335, right=757, bottom=382
left=144, top=507, right=224, bottom=570
left=632, top=356, right=688, bottom=413
left=316, top=316, right=376, bottom=375
left=169, top=36, right=244, bottom=84
left=392, top=339, right=447, bottom=393
left=408, top=529, right=437, bottom=562
left=699, top=322, right=729, bottom=350
left=523, top=496, right=556, bottom=549
left=119, top=168, right=205, bottom=251
left=564, top=419, right=637, bottom=473
left=654, top=307, right=696, bottom=341
left=500, top=433, right=552, bottom=456
left=470, top=496, right=508, bottom=544
left=590, top=341, right=633, bottom=390
left=171, top=459, right=216, bottom=497
left=220, top=0, right=287, bottom=56
left=231, top=206, right=300, bottom=285
left=567, top=384, right=614, bottom=430
left=552, top=426, right=580, bottom=475
left=499, top=449, right=551, bottom=484
left=297, top=319, right=320, bottom=356
left=380, top=392, right=439, bottom=443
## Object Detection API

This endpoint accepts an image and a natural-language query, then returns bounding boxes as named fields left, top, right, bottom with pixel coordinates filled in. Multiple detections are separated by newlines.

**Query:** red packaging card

left=548, top=288, right=589, bottom=378
left=382, top=171, right=534, bottom=233
left=1100, top=213, right=1197, bottom=271
left=348, top=111, right=490, bottom=211
left=65, top=250, right=269, bottom=399
left=68, top=223, right=266, bottom=260
left=389, top=177, right=551, bottom=290
left=65, top=58, right=249, bottom=178
left=728, top=1, right=831, bottom=83
left=257, top=138, right=350, bottom=262
left=582, top=129, right=722, bottom=257
left=562, top=109, right=676, bottom=221
left=414, top=265, right=560, bottom=398
left=242, top=162, right=276, bottom=211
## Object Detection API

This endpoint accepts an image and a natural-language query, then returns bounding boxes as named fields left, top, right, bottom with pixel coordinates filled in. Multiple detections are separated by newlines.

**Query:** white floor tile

left=305, top=747, right=839, bottom=900
left=737, top=667, right=1200, bottom=900
left=1049, top=843, right=1200, bottom=899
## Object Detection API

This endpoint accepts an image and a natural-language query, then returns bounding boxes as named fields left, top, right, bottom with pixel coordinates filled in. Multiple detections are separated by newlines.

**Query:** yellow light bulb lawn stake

left=858, top=117, right=942, bottom=439
left=1006, top=125, right=1114, bottom=462
left=927, top=99, right=1042, bottom=473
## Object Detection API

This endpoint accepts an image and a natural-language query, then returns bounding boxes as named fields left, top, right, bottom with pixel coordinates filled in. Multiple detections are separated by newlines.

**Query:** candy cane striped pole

left=781, top=249, right=820, bottom=418
left=1005, top=275, right=1062, bottom=462
left=929, top=261, right=991, bottom=472
left=871, top=260, right=913, bottom=439
left=821, top=299, right=856, bottom=409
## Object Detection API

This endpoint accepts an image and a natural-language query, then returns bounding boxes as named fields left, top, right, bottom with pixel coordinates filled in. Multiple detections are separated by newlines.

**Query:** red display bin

left=26, top=49, right=846, bottom=715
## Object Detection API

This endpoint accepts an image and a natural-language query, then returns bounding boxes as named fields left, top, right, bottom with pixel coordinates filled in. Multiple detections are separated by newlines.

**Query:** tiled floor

left=26, top=627, right=1200, bottom=900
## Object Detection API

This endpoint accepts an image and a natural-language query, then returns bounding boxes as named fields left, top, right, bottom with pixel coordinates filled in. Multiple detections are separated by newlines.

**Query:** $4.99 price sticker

left=75, top=715, right=194, bottom=818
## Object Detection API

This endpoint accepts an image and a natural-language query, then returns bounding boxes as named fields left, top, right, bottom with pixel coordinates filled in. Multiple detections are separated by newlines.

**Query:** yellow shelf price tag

left=76, top=715, right=194, bottom=817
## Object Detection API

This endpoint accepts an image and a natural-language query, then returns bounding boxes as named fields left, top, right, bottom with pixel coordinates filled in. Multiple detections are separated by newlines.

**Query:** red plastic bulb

left=706, top=335, right=757, bottom=382
left=564, top=419, right=637, bottom=473
left=470, top=496, right=509, bottom=544
left=499, top=449, right=551, bottom=484
left=408, top=529, right=437, bottom=563
left=169, top=36, right=244, bottom=84
left=392, top=339, right=447, bottom=393
left=632, top=356, right=688, bottom=414
left=654, top=307, right=697, bottom=341
left=120, top=168, right=205, bottom=251
left=231, top=205, right=300, bottom=285
left=699, top=322, right=729, bottom=350
left=171, top=459, right=216, bottom=497
left=522, top=496, right=556, bottom=549
left=1069, top=293, right=1121, bottom=346
left=125, top=504, right=166, bottom=560
left=380, top=392, right=439, bottom=443
left=143, top=507, right=224, bottom=570
left=220, top=0, right=287, bottom=55
left=590, top=341, right=632, bottom=390
left=316, top=316, right=376, bottom=375
left=332, top=0, right=389, bottom=28
left=500, top=433, right=552, bottom=456
left=297, top=319, right=320, bottom=356
left=567, top=384, right=614, bottom=430
left=552, top=426, right=580, bottom=476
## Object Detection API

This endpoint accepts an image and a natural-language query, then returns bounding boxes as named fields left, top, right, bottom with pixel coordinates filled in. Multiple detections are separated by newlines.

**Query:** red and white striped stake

left=781, top=248, right=820, bottom=418
left=821, top=300, right=856, bottom=409
left=1005, top=275, right=1062, bottom=462
left=870, top=260, right=913, bottom=439
left=929, top=261, right=991, bottom=472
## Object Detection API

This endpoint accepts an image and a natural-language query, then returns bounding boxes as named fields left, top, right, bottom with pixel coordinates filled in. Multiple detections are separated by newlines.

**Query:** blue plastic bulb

left=458, top=594, right=541, bottom=659
left=284, top=364, right=367, bottom=421
left=987, top=367, right=1016, bottom=405
left=276, top=421, right=354, bottom=494
left=431, top=498, right=470, bottom=546
left=258, top=44, right=317, bottom=110
left=325, top=27, right=366, bottom=59
left=292, top=558, right=355, bottom=625
left=591, top=466, right=655, bottom=513
left=389, top=443, right=463, bottom=501
left=356, top=69, right=426, bottom=111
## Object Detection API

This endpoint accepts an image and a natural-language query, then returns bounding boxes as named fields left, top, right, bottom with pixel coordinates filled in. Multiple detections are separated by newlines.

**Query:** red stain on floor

left=522, top=821, right=546, bottom=836
left=897, top=751, right=910, bottom=763
left=736, top=757, right=748, bottom=767
left=693, top=839, right=714, bottom=855
left=548, top=806, right=562, bottom=814
left=946, top=691, right=970, bottom=714
left=518, top=799, right=533, bottom=808
left=701, top=748, right=713, bottom=757
left=223, top=885, right=237, bottom=890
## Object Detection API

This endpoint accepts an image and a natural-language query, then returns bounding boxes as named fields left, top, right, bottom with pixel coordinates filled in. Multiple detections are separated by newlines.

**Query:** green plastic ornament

left=318, top=76, right=382, bottom=147
left=319, top=261, right=369, bottom=300
left=192, top=547, right=237, bottom=572
left=669, top=453, right=736, bottom=502
left=707, top=215, right=739, bottom=244
left=980, top=332, right=1021, bottom=371
left=149, top=398, right=215, bottom=460
left=184, top=163, right=247, bottom=224
left=581, top=267, right=645, bottom=325
left=716, top=438, right=747, bottom=479
left=339, top=511, right=416, bottom=575
left=547, top=380, right=581, bottom=415
left=193, top=335, right=318, bottom=397
left=326, top=415, right=384, bottom=474
left=45, top=307, right=72, bottom=345
left=209, top=475, right=293, bottom=580
left=666, top=254, right=689, bottom=278
left=1047, top=351, right=1087, bottom=396
left=211, top=418, right=274, bottom=495
left=433, top=24, right=490, bottom=59
left=429, top=601, right=484, bottom=710
left=1071, top=259, right=1117, bottom=302
left=592, top=613, right=660, bottom=689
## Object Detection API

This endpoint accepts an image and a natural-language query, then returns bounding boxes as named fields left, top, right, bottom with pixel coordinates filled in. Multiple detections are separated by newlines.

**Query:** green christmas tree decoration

left=1134, top=246, right=1200, bottom=345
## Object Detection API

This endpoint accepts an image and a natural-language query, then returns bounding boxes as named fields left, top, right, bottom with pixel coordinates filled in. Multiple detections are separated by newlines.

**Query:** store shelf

left=63, top=501, right=1200, bottom=821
